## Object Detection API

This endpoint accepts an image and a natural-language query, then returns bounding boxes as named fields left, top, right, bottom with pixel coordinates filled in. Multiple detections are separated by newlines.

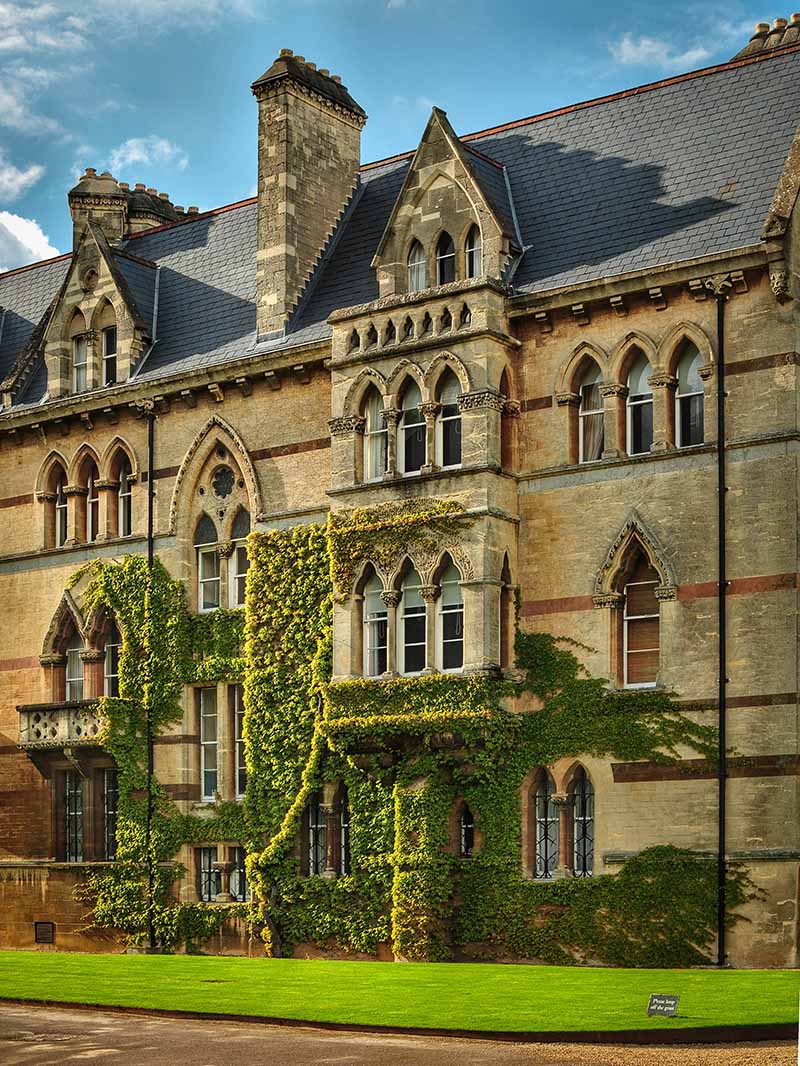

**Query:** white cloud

left=0, top=210, right=58, bottom=272
left=0, top=2, right=87, bottom=51
left=610, top=33, right=712, bottom=71
left=108, top=136, right=189, bottom=175
left=0, top=151, right=45, bottom=203
left=0, top=63, right=69, bottom=137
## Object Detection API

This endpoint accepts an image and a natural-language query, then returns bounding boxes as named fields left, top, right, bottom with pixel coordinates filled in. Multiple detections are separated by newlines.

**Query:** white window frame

left=623, top=578, right=659, bottom=690
left=398, top=392, right=425, bottom=476
left=118, top=460, right=132, bottom=538
left=436, top=568, right=464, bottom=672
left=103, top=326, right=117, bottom=386
left=398, top=572, right=426, bottom=676
left=73, top=336, right=88, bottom=393
left=465, top=225, right=482, bottom=278
left=435, top=376, right=462, bottom=470
left=104, top=631, right=121, bottom=697
left=675, top=351, right=705, bottom=449
left=230, top=541, right=249, bottom=607
left=86, top=470, right=99, bottom=542
left=198, top=546, right=221, bottom=612
left=407, top=242, right=426, bottom=292
left=199, top=687, right=218, bottom=802
left=362, top=392, right=388, bottom=483
left=436, top=233, right=456, bottom=286
left=66, top=639, right=84, bottom=702
left=55, top=475, right=68, bottom=547
left=578, top=381, right=604, bottom=464
left=362, top=578, right=388, bottom=677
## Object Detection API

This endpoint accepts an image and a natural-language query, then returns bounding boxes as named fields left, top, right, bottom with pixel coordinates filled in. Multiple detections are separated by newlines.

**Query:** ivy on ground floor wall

left=71, top=500, right=749, bottom=964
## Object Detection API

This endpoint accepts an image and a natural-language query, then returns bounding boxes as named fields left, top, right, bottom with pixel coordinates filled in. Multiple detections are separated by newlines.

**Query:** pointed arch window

left=572, top=768, right=594, bottom=877
left=117, top=455, right=133, bottom=537
left=436, top=231, right=456, bottom=285
left=104, top=620, right=121, bottom=697
left=438, top=560, right=463, bottom=671
left=676, top=341, right=704, bottom=447
left=307, top=791, right=327, bottom=876
left=458, top=803, right=475, bottom=858
left=407, top=240, right=426, bottom=291
left=363, top=570, right=388, bottom=677
left=578, top=363, right=604, bottom=463
left=230, top=508, right=251, bottom=608
left=399, top=566, right=426, bottom=675
left=66, top=633, right=84, bottom=703
left=465, top=224, right=481, bottom=278
left=626, top=352, right=653, bottom=455
left=399, top=380, right=425, bottom=475
left=362, top=387, right=388, bottom=482
left=622, top=548, right=660, bottom=688
left=340, top=787, right=351, bottom=875
left=436, top=369, right=461, bottom=468
left=195, top=515, right=220, bottom=612
left=534, top=770, right=559, bottom=879
left=54, top=469, right=68, bottom=548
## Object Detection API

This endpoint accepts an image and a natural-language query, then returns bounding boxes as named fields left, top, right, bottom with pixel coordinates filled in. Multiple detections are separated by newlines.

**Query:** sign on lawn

left=647, top=994, right=680, bottom=1017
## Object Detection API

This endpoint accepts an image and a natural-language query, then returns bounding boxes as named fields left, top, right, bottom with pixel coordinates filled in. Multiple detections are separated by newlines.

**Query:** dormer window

left=465, top=225, right=481, bottom=278
left=407, top=240, right=426, bottom=292
left=103, top=327, right=117, bottom=386
left=73, top=336, right=88, bottom=393
left=436, top=232, right=456, bottom=285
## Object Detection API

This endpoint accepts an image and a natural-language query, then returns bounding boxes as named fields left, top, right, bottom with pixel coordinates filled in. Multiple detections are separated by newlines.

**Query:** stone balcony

left=17, top=700, right=107, bottom=750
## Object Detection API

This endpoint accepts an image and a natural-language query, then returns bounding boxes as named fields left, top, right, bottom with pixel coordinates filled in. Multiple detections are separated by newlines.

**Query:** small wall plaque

left=647, top=994, right=679, bottom=1017
left=34, top=921, right=55, bottom=944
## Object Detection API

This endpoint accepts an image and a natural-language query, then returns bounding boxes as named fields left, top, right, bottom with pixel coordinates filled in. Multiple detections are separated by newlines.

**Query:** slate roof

left=462, top=146, right=520, bottom=245
left=1, top=45, right=799, bottom=409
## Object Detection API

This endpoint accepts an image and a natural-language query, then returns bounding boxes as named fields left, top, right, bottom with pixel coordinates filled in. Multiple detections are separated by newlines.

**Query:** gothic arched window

left=436, top=369, right=461, bottom=469
left=578, top=363, right=604, bottom=464
left=436, top=231, right=456, bottom=285
left=194, top=514, right=220, bottom=612
left=363, top=569, right=388, bottom=677
left=622, top=547, right=660, bottom=688
left=399, top=380, right=425, bottom=475
left=230, top=508, right=251, bottom=607
left=572, top=767, right=595, bottom=878
left=399, top=566, right=426, bottom=675
left=534, top=770, right=559, bottom=879
left=361, top=386, right=388, bottom=482
left=438, top=558, right=463, bottom=671
left=458, top=803, right=475, bottom=858
left=407, top=240, right=426, bottom=291
left=676, top=341, right=704, bottom=448
left=626, top=352, right=653, bottom=456
left=465, top=224, right=481, bottom=278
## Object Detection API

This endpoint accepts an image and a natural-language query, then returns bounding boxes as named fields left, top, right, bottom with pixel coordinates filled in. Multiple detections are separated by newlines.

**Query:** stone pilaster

left=599, top=383, right=627, bottom=459
left=649, top=372, right=677, bottom=452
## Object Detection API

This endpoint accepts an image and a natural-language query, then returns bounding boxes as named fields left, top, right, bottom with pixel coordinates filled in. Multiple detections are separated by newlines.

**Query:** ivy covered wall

left=73, top=502, right=750, bottom=965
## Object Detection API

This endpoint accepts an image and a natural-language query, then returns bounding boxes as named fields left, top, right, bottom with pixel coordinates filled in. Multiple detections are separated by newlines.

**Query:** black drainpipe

left=145, top=406, right=157, bottom=952
left=713, top=288, right=728, bottom=967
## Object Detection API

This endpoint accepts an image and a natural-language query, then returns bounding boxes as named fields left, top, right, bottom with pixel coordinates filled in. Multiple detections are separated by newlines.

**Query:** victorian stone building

left=1, top=22, right=799, bottom=966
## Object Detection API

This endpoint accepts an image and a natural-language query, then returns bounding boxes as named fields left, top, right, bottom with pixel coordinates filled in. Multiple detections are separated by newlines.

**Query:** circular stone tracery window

left=211, top=465, right=235, bottom=499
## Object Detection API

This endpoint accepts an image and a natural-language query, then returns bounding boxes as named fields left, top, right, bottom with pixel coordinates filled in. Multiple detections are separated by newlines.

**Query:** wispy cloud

left=392, top=94, right=436, bottom=112
left=609, top=33, right=711, bottom=71
left=0, top=68, right=65, bottom=136
left=108, top=135, right=189, bottom=176
left=0, top=150, right=45, bottom=203
left=0, top=209, right=58, bottom=272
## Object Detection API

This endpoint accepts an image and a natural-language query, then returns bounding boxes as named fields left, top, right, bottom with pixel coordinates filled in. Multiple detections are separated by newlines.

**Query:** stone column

left=599, top=383, right=627, bottom=459
left=95, top=479, right=117, bottom=541
left=213, top=858, right=235, bottom=903
left=81, top=649, right=105, bottom=699
left=592, top=592, right=624, bottom=686
left=380, top=590, right=401, bottom=676
left=419, top=402, right=440, bottom=475
left=419, top=584, right=439, bottom=673
left=649, top=372, right=677, bottom=452
left=383, top=409, right=400, bottom=480
left=552, top=792, right=573, bottom=879
left=556, top=392, right=580, bottom=465
left=41, top=654, right=66, bottom=702
left=64, top=485, right=87, bottom=546
left=217, top=542, right=234, bottom=611
left=36, top=492, right=56, bottom=549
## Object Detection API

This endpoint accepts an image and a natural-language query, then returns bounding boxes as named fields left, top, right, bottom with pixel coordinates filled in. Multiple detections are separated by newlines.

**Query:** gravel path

left=0, top=1004, right=794, bottom=1065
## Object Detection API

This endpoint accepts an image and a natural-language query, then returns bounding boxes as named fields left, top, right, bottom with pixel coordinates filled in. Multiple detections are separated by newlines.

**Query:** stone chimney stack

left=251, top=50, right=367, bottom=339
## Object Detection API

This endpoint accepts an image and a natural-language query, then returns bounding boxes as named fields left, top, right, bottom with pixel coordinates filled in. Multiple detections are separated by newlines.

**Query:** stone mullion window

left=598, top=383, right=627, bottom=460
left=380, top=589, right=400, bottom=675
left=419, top=584, right=439, bottom=673
left=63, top=484, right=88, bottom=547
left=95, top=479, right=118, bottom=540
left=649, top=372, right=678, bottom=453
left=382, top=409, right=400, bottom=479
left=419, top=402, right=439, bottom=475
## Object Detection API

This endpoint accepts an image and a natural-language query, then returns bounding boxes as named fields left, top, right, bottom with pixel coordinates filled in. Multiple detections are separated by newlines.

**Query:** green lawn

left=0, top=951, right=796, bottom=1033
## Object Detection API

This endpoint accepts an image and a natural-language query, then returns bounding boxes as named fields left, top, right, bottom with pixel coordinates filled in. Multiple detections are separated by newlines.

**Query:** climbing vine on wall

left=72, top=498, right=747, bottom=965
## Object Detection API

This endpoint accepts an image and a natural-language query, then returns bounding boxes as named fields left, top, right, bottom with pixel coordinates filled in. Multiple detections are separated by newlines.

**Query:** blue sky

left=0, top=0, right=776, bottom=271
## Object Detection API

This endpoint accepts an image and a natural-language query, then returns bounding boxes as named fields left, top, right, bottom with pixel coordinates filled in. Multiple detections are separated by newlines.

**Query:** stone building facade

left=0, top=26, right=799, bottom=965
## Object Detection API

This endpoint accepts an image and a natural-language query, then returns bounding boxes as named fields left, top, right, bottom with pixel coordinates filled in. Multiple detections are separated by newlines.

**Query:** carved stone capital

left=599, top=383, right=628, bottom=399
left=593, top=592, right=624, bottom=609
left=40, top=653, right=66, bottom=667
left=36, top=492, right=56, bottom=504
left=697, top=362, right=715, bottom=381
left=503, top=399, right=521, bottom=417
left=555, top=391, right=580, bottom=408
left=380, top=589, right=401, bottom=608
left=648, top=372, right=677, bottom=391
left=551, top=792, right=573, bottom=809
left=63, top=484, right=88, bottom=497
left=458, top=389, right=505, bottom=412
left=217, top=541, right=235, bottom=559
left=419, top=584, right=440, bottom=603
left=94, top=479, right=118, bottom=492
left=382, top=409, right=401, bottom=428
left=419, top=402, right=440, bottom=420
left=328, top=415, right=365, bottom=437
left=654, top=584, right=677, bottom=602
left=79, top=649, right=105, bottom=663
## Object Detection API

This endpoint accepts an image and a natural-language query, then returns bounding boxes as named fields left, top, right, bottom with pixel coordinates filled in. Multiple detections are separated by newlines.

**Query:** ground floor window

left=63, top=770, right=83, bottom=863
left=198, top=846, right=220, bottom=901
left=230, top=846, right=250, bottom=901
left=103, top=768, right=119, bottom=860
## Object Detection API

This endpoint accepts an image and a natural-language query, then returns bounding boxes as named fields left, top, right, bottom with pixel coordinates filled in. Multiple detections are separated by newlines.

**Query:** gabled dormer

left=40, top=222, right=156, bottom=400
left=371, top=108, right=521, bottom=298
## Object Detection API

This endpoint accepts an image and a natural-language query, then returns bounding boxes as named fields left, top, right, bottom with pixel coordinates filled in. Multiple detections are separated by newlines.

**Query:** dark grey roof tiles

left=0, top=256, right=69, bottom=382
left=462, top=147, right=519, bottom=243
left=114, top=254, right=157, bottom=336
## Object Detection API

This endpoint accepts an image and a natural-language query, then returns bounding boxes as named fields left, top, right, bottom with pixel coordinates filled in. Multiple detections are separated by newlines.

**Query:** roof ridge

left=361, top=40, right=800, bottom=171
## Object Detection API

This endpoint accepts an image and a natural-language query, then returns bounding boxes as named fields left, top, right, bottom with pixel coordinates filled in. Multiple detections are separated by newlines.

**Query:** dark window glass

left=573, top=772, right=594, bottom=877
left=308, top=792, right=327, bottom=876
left=64, top=771, right=83, bottom=862
left=340, top=792, right=351, bottom=875
left=679, top=393, right=704, bottom=447
left=534, top=773, right=559, bottom=879
left=231, top=846, right=250, bottom=901
left=103, top=327, right=117, bottom=386
left=104, top=768, right=118, bottom=860
left=459, top=804, right=474, bottom=858
left=630, top=400, right=653, bottom=455
left=436, top=232, right=456, bottom=285
left=198, top=846, right=220, bottom=901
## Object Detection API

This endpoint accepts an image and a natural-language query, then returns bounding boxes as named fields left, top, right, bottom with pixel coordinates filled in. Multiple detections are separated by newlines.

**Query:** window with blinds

left=623, top=554, right=660, bottom=688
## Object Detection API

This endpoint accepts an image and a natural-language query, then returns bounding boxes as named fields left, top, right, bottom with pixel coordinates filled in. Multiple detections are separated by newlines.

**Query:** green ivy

left=71, top=499, right=745, bottom=966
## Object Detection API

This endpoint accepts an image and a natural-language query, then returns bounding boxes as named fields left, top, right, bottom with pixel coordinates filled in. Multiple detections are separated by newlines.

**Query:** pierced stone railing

left=17, top=700, right=107, bottom=749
